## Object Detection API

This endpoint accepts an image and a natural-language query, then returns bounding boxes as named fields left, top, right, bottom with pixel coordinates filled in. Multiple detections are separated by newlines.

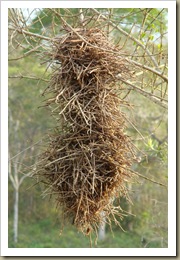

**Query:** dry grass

left=35, top=27, right=137, bottom=237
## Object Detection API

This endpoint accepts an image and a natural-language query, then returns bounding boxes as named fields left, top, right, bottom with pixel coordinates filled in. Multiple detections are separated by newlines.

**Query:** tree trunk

left=98, top=211, right=106, bottom=241
left=13, top=189, right=19, bottom=243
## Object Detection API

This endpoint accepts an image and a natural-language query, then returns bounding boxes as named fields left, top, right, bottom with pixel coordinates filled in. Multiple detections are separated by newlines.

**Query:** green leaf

left=147, top=138, right=153, bottom=149
left=140, top=32, right=146, bottom=39
left=158, top=43, right=162, bottom=49
left=149, top=35, right=154, bottom=41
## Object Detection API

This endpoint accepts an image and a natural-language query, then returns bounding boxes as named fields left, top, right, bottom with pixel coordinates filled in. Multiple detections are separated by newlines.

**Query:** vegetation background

left=8, top=8, right=168, bottom=248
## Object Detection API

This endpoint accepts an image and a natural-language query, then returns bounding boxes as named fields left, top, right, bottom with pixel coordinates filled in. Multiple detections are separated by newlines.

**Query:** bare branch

left=8, top=27, right=52, bottom=42
left=8, top=45, right=43, bottom=61
left=117, top=77, right=168, bottom=109
left=131, top=169, right=167, bottom=188
left=49, top=9, right=133, bottom=56
left=9, top=139, right=43, bottom=161
left=91, top=8, right=160, bottom=70
left=125, top=58, right=168, bottom=83
left=9, top=75, right=49, bottom=82
left=19, top=170, right=34, bottom=187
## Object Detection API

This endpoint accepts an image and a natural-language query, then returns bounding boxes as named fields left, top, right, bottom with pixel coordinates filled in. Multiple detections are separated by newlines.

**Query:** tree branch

left=9, top=75, right=49, bottom=82
left=130, top=169, right=167, bottom=188
left=117, top=76, right=168, bottom=109
left=125, top=58, right=168, bottom=83
left=9, top=139, right=43, bottom=161
left=49, top=9, right=136, bottom=56
left=8, top=45, right=43, bottom=61
left=19, top=170, right=34, bottom=187
left=91, top=8, right=160, bottom=70
left=8, top=26, right=52, bottom=42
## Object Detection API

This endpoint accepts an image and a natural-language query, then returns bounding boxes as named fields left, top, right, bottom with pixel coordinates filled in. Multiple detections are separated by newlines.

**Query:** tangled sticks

left=37, top=28, right=136, bottom=236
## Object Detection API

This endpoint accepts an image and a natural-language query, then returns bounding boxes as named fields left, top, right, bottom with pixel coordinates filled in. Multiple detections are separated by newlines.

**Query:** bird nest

left=35, top=27, right=137, bottom=237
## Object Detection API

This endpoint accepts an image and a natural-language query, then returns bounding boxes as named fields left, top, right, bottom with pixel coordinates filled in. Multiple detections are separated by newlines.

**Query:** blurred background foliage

left=8, top=8, right=168, bottom=248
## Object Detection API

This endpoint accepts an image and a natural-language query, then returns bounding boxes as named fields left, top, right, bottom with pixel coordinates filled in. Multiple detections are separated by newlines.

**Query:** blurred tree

left=8, top=53, right=53, bottom=242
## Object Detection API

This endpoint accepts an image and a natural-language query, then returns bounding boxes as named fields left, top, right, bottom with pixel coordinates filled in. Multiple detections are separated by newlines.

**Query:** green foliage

left=9, top=56, right=53, bottom=145
left=8, top=217, right=155, bottom=248
left=107, top=8, right=167, bottom=32
left=146, top=138, right=168, bottom=163
left=29, top=8, right=167, bottom=35
left=30, top=8, right=80, bottom=35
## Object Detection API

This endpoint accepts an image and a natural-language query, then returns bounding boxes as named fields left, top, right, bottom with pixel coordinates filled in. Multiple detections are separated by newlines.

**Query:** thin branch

left=9, top=139, right=43, bottom=161
left=131, top=169, right=167, bottom=188
left=9, top=74, right=49, bottom=82
left=49, top=9, right=135, bottom=56
left=125, top=58, right=168, bottom=83
left=8, top=45, right=43, bottom=61
left=117, top=77, right=168, bottom=109
left=91, top=8, right=160, bottom=70
left=8, top=26, right=52, bottom=42
left=10, top=9, right=168, bottom=87
left=19, top=170, right=34, bottom=187
left=50, top=9, right=168, bottom=86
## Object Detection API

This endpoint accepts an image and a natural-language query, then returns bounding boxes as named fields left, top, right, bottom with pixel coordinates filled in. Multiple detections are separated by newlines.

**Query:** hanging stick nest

left=36, top=27, right=137, bottom=236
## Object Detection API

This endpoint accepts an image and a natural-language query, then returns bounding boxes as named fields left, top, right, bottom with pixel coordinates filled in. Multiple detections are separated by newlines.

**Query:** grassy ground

left=8, top=217, right=163, bottom=248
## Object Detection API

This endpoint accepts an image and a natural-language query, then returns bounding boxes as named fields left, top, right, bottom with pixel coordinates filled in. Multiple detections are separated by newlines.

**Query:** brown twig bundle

left=36, top=28, right=137, bottom=236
